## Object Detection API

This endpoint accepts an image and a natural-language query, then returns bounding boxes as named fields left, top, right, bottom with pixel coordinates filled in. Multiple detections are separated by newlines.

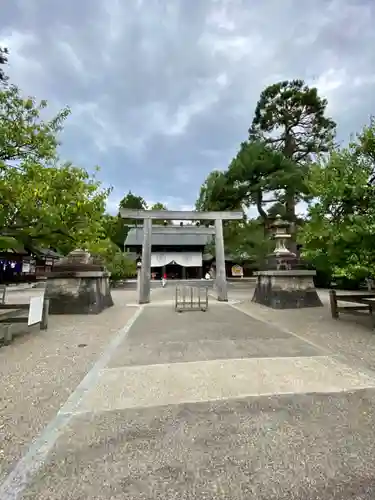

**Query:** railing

left=175, top=285, right=208, bottom=312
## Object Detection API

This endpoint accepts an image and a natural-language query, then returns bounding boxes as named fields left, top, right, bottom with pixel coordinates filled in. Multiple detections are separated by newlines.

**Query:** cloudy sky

left=1, top=0, right=375, bottom=214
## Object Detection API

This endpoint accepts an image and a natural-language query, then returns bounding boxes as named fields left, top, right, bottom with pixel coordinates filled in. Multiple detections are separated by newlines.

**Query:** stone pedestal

left=252, top=270, right=323, bottom=309
left=45, top=249, right=114, bottom=314
left=251, top=215, right=323, bottom=309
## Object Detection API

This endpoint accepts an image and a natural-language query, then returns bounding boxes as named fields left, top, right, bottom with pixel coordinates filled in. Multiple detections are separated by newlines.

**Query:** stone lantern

left=266, top=216, right=299, bottom=270
left=252, top=216, right=322, bottom=309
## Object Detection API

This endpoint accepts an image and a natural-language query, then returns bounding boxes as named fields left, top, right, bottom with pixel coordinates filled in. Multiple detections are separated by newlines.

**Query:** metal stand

left=175, top=285, right=208, bottom=312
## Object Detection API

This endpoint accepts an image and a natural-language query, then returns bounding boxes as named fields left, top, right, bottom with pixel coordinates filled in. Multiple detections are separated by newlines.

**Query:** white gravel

left=0, top=289, right=140, bottom=483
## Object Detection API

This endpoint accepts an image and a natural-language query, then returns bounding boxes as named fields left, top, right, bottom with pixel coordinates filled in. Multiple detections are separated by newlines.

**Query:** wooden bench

left=329, top=290, right=375, bottom=320
left=0, top=295, right=50, bottom=347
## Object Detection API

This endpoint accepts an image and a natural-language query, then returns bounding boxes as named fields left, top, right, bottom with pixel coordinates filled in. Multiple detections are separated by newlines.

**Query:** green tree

left=204, top=218, right=272, bottom=270
left=0, top=84, right=96, bottom=252
left=150, top=202, right=167, bottom=210
left=195, top=170, right=248, bottom=258
left=119, top=191, right=147, bottom=210
left=0, top=160, right=110, bottom=254
left=226, top=140, right=295, bottom=227
left=102, top=214, right=126, bottom=250
left=0, top=66, right=124, bottom=259
left=249, top=79, right=336, bottom=226
left=149, top=201, right=171, bottom=225
left=88, top=238, right=136, bottom=280
left=299, top=120, right=375, bottom=280
left=107, top=250, right=137, bottom=280
left=106, top=191, right=148, bottom=249
left=224, top=219, right=272, bottom=267
left=195, top=170, right=243, bottom=212
left=0, top=85, right=70, bottom=164
left=267, top=201, right=287, bottom=219
left=119, top=190, right=147, bottom=229
left=104, top=193, right=170, bottom=249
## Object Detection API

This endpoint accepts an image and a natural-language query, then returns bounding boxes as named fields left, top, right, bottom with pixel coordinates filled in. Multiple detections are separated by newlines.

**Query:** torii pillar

left=119, top=209, right=243, bottom=304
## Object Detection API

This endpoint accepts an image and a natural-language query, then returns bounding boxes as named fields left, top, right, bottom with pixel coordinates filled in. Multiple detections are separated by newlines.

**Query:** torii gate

left=119, top=209, right=243, bottom=304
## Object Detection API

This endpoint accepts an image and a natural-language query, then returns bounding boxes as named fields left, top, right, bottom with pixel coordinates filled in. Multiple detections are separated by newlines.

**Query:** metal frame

left=175, top=285, right=208, bottom=312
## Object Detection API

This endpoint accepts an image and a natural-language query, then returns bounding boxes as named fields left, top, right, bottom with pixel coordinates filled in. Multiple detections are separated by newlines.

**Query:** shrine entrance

left=119, top=209, right=243, bottom=304
left=165, top=263, right=182, bottom=280
left=151, top=251, right=203, bottom=280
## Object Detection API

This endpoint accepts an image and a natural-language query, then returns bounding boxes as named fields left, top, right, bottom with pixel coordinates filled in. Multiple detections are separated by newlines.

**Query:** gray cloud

left=1, top=0, right=375, bottom=212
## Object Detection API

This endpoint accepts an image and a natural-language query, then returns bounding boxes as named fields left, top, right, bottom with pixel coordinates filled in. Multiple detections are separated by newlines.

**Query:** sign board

left=231, top=264, right=243, bottom=277
left=22, top=262, right=30, bottom=273
left=28, top=293, right=44, bottom=326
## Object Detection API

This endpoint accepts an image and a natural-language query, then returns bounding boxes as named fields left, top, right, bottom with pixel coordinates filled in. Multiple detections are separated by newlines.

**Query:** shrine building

left=124, top=225, right=215, bottom=280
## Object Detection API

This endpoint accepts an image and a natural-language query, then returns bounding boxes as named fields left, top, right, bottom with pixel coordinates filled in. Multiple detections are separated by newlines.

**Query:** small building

left=0, top=246, right=61, bottom=284
left=124, top=225, right=215, bottom=279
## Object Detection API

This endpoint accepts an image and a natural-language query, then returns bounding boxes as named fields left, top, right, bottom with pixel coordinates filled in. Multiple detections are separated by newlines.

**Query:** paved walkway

left=2, top=287, right=375, bottom=498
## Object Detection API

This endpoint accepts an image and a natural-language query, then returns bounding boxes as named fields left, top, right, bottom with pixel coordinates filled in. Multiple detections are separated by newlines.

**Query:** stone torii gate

left=119, top=209, right=243, bottom=304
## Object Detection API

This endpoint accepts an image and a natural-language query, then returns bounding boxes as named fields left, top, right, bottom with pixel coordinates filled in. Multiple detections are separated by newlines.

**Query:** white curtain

left=151, top=252, right=202, bottom=267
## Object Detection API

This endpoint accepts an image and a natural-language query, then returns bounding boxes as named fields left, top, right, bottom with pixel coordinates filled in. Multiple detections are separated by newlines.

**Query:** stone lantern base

left=45, top=249, right=114, bottom=314
left=252, top=270, right=323, bottom=309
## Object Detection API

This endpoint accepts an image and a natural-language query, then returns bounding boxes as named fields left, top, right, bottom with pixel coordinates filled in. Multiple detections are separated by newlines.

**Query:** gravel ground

left=0, top=289, right=140, bottom=484
left=22, top=389, right=375, bottom=499
left=4, top=284, right=375, bottom=499
left=233, top=289, right=375, bottom=377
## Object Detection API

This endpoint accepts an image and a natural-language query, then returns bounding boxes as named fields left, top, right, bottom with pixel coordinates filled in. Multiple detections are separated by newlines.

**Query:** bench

left=329, top=290, right=375, bottom=320
left=0, top=294, right=50, bottom=346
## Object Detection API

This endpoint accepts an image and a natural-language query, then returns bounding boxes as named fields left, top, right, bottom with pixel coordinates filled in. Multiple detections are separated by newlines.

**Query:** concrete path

left=2, top=287, right=375, bottom=498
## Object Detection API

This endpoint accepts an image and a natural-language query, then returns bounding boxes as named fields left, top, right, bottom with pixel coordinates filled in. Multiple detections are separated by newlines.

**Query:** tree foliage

left=250, top=80, right=336, bottom=161
left=299, top=120, right=375, bottom=280
left=88, top=238, right=136, bottom=280
left=195, top=79, right=337, bottom=262
left=0, top=50, right=147, bottom=283
left=0, top=160, right=110, bottom=254
left=102, top=214, right=125, bottom=250
left=195, top=170, right=243, bottom=212
left=0, top=78, right=110, bottom=255
left=119, top=191, right=147, bottom=211
left=226, top=140, right=297, bottom=223
left=149, top=202, right=170, bottom=225
left=102, top=191, right=147, bottom=251
left=224, top=219, right=272, bottom=266
left=118, top=190, right=147, bottom=236
left=105, top=194, right=170, bottom=249
left=249, top=79, right=336, bottom=223
left=204, top=219, right=272, bottom=269
left=0, top=85, right=70, bottom=164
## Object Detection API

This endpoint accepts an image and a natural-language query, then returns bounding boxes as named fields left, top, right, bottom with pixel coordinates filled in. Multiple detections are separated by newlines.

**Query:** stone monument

left=45, top=249, right=114, bottom=314
left=252, top=216, right=322, bottom=309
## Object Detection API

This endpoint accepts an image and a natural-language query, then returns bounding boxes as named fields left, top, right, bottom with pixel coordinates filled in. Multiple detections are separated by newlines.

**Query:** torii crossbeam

left=119, top=209, right=243, bottom=304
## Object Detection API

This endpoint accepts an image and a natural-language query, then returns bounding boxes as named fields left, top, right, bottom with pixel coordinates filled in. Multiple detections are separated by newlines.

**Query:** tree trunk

left=285, top=193, right=297, bottom=254
left=255, top=190, right=271, bottom=238
left=283, top=132, right=298, bottom=254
